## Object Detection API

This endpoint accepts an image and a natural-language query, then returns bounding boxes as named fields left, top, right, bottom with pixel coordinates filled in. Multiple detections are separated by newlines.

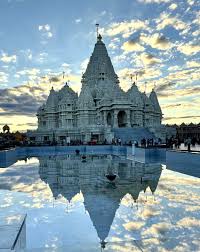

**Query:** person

left=66, top=136, right=70, bottom=146
left=187, top=137, right=191, bottom=152
left=118, top=138, right=121, bottom=146
left=104, top=138, right=107, bottom=145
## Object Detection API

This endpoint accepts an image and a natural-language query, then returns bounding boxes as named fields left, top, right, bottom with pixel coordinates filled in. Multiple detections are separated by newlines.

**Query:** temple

left=28, top=31, right=165, bottom=144
left=38, top=154, right=162, bottom=247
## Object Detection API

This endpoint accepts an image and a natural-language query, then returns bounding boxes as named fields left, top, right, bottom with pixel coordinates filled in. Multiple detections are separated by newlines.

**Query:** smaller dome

left=127, top=83, right=143, bottom=107
left=78, top=86, right=95, bottom=109
left=46, top=87, right=58, bottom=110
left=149, top=89, right=162, bottom=113
left=141, top=93, right=154, bottom=111
left=58, top=82, right=78, bottom=101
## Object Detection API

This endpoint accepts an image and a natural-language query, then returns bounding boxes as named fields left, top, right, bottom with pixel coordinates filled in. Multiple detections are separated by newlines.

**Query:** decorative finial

left=101, top=240, right=107, bottom=250
left=135, top=73, right=138, bottom=83
left=130, top=74, right=135, bottom=86
left=50, top=79, right=54, bottom=91
left=153, top=82, right=156, bottom=91
left=96, top=23, right=99, bottom=38
left=97, top=33, right=102, bottom=41
left=67, top=74, right=70, bottom=85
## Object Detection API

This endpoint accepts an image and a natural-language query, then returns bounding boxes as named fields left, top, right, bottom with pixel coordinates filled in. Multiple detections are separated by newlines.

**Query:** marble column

left=126, top=110, right=131, bottom=127
left=104, top=111, right=107, bottom=126
left=113, top=110, right=118, bottom=128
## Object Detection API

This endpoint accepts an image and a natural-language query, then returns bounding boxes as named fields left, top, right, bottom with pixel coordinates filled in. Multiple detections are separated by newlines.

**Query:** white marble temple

left=27, top=33, right=165, bottom=144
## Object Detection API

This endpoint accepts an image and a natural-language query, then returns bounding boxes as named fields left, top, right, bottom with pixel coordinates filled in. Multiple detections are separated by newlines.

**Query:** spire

left=82, top=29, right=118, bottom=89
left=149, top=89, right=162, bottom=113
left=127, top=82, right=143, bottom=107
left=46, top=87, right=58, bottom=110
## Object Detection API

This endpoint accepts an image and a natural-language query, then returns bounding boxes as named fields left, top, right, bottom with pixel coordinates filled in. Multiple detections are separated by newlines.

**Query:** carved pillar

left=126, top=110, right=131, bottom=127
left=113, top=110, right=118, bottom=128
left=104, top=111, right=107, bottom=126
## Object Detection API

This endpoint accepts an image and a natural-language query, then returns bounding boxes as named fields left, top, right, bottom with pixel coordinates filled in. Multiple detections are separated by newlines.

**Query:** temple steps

left=112, top=127, right=155, bottom=144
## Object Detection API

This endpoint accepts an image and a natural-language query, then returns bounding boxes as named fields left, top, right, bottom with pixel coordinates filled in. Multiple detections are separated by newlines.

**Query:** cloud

left=168, top=65, right=180, bottom=72
left=104, top=19, right=149, bottom=38
left=156, top=81, right=176, bottom=92
left=140, top=33, right=172, bottom=50
left=164, top=115, right=200, bottom=121
left=169, top=3, right=177, bottom=10
left=121, top=39, right=145, bottom=52
left=0, top=70, right=81, bottom=117
left=35, top=52, right=48, bottom=63
left=0, top=71, right=9, bottom=83
left=61, top=63, right=70, bottom=68
left=140, top=53, right=161, bottom=66
left=38, top=24, right=53, bottom=43
left=177, top=43, right=200, bottom=55
left=156, top=13, right=189, bottom=32
left=75, top=18, right=82, bottom=24
left=80, top=58, right=89, bottom=73
left=187, top=0, right=195, bottom=5
left=123, top=221, right=145, bottom=231
left=17, top=68, right=40, bottom=76
left=38, top=24, right=50, bottom=31
left=163, top=104, right=182, bottom=109
left=49, top=76, right=60, bottom=82
left=0, top=53, right=17, bottom=63
left=143, top=222, right=172, bottom=236
left=186, top=61, right=200, bottom=68
left=16, top=122, right=37, bottom=127
left=117, top=66, right=162, bottom=90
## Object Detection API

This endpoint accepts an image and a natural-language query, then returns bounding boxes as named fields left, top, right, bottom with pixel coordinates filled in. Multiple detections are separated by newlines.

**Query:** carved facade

left=28, top=34, right=164, bottom=143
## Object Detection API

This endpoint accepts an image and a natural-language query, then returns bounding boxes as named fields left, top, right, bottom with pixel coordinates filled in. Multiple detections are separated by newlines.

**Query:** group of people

left=166, top=136, right=199, bottom=152
left=111, top=138, right=122, bottom=145
left=140, top=138, right=162, bottom=148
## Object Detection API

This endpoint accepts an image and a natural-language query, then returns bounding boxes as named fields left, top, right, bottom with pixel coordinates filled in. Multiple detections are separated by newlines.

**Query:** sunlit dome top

left=127, top=82, right=143, bottom=106
left=58, top=82, right=77, bottom=100
left=78, top=85, right=95, bottom=109
left=149, top=89, right=162, bottom=113
left=82, top=34, right=118, bottom=87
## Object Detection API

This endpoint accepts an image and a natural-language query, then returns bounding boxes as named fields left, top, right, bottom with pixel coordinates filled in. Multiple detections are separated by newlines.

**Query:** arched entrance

left=118, top=111, right=127, bottom=128
left=107, top=112, right=112, bottom=126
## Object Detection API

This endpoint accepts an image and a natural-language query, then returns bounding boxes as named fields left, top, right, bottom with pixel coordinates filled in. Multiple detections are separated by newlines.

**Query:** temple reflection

left=38, top=154, right=162, bottom=248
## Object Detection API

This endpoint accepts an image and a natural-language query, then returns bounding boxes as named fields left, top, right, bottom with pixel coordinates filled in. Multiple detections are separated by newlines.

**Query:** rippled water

left=0, top=154, right=200, bottom=251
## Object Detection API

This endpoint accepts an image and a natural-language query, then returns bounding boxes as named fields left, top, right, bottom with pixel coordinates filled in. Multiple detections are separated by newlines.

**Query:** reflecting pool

left=0, top=153, right=200, bottom=251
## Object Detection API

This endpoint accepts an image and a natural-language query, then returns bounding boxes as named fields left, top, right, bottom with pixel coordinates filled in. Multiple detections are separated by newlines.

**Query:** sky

left=0, top=0, right=199, bottom=131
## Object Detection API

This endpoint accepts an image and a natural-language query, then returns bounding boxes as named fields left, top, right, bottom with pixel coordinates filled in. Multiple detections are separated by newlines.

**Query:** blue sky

left=0, top=0, right=199, bottom=131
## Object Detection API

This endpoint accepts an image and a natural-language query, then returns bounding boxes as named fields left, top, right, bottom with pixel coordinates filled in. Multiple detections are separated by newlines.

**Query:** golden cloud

left=178, top=43, right=200, bottom=55
left=169, top=3, right=178, bottom=10
left=123, top=221, right=145, bottom=231
left=105, top=19, right=149, bottom=38
left=140, top=53, right=161, bottom=66
left=121, top=40, right=145, bottom=52
left=0, top=53, right=17, bottom=63
left=177, top=217, right=200, bottom=227
left=140, top=33, right=172, bottom=50
left=156, top=12, right=189, bottom=31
